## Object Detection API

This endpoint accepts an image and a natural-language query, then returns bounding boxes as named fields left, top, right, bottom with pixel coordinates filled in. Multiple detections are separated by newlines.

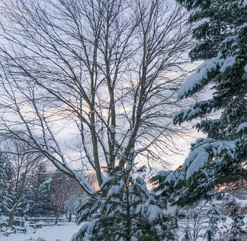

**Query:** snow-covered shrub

left=205, top=202, right=226, bottom=241
left=178, top=201, right=225, bottom=241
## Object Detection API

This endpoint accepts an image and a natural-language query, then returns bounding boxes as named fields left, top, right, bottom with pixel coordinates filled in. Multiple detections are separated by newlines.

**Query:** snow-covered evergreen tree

left=1, top=141, right=43, bottom=226
left=153, top=0, right=247, bottom=205
left=3, top=161, right=30, bottom=225
left=73, top=167, right=176, bottom=241
left=26, top=186, right=54, bottom=217
left=26, top=163, right=54, bottom=217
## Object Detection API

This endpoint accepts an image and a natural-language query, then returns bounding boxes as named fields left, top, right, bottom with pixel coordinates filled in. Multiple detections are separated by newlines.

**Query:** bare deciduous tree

left=1, top=140, right=42, bottom=226
left=50, top=171, right=83, bottom=225
left=0, top=0, right=192, bottom=195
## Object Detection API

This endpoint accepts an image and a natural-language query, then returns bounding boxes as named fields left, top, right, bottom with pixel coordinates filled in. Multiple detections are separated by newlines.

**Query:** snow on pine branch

left=237, top=122, right=247, bottom=133
left=183, top=139, right=237, bottom=180
left=173, top=99, right=215, bottom=125
left=177, top=55, right=225, bottom=98
left=177, top=45, right=239, bottom=99
left=135, top=199, right=163, bottom=223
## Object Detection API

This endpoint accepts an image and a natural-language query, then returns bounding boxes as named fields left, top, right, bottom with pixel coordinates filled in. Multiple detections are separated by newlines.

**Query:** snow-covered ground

left=0, top=222, right=81, bottom=241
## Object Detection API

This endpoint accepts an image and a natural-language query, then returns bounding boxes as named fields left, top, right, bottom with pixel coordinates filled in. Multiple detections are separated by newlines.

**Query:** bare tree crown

left=0, top=0, right=192, bottom=194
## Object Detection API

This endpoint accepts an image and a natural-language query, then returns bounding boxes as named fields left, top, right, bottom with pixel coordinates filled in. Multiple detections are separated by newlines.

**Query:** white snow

left=157, top=170, right=171, bottom=177
left=211, top=141, right=236, bottom=158
left=136, top=203, right=163, bottom=223
left=0, top=223, right=82, bottom=241
left=237, top=122, right=247, bottom=132
left=245, top=64, right=247, bottom=72
left=173, top=100, right=213, bottom=123
left=107, top=185, right=119, bottom=199
left=184, top=147, right=209, bottom=180
left=135, top=177, right=149, bottom=196
left=177, top=55, right=224, bottom=98
left=178, top=47, right=241, bottom=98
left=144, top=204, right=163, bottom=223
left=183, top=139, right=237, bottom=180
left=165, top=172, right=176, bottom=184
left=236, top=22, right=247, bottom=31
left=219, top=56, right=235, bottom=73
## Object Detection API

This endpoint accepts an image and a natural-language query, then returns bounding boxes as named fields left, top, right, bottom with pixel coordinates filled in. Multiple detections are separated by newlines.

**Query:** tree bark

left=8, top=207, right=17, bottom=227
left=55, top=210, right=61, bottom=225
left=68, top=213, right=72, bottom=222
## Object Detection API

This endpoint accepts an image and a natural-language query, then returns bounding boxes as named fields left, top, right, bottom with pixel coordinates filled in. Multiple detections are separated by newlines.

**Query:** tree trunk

left=126, top=184, right=131, bottom=241
left=68, top=212, right=72, bottom=222
left=8, top=208, right=17, bottom=227
left=207, top=230, right=212, bottom=241
left=55, top=210, right=61, bottom=225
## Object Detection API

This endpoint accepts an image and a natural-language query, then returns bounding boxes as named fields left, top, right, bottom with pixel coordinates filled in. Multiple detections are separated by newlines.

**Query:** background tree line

left=0, top=144, right=87, bottom=227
